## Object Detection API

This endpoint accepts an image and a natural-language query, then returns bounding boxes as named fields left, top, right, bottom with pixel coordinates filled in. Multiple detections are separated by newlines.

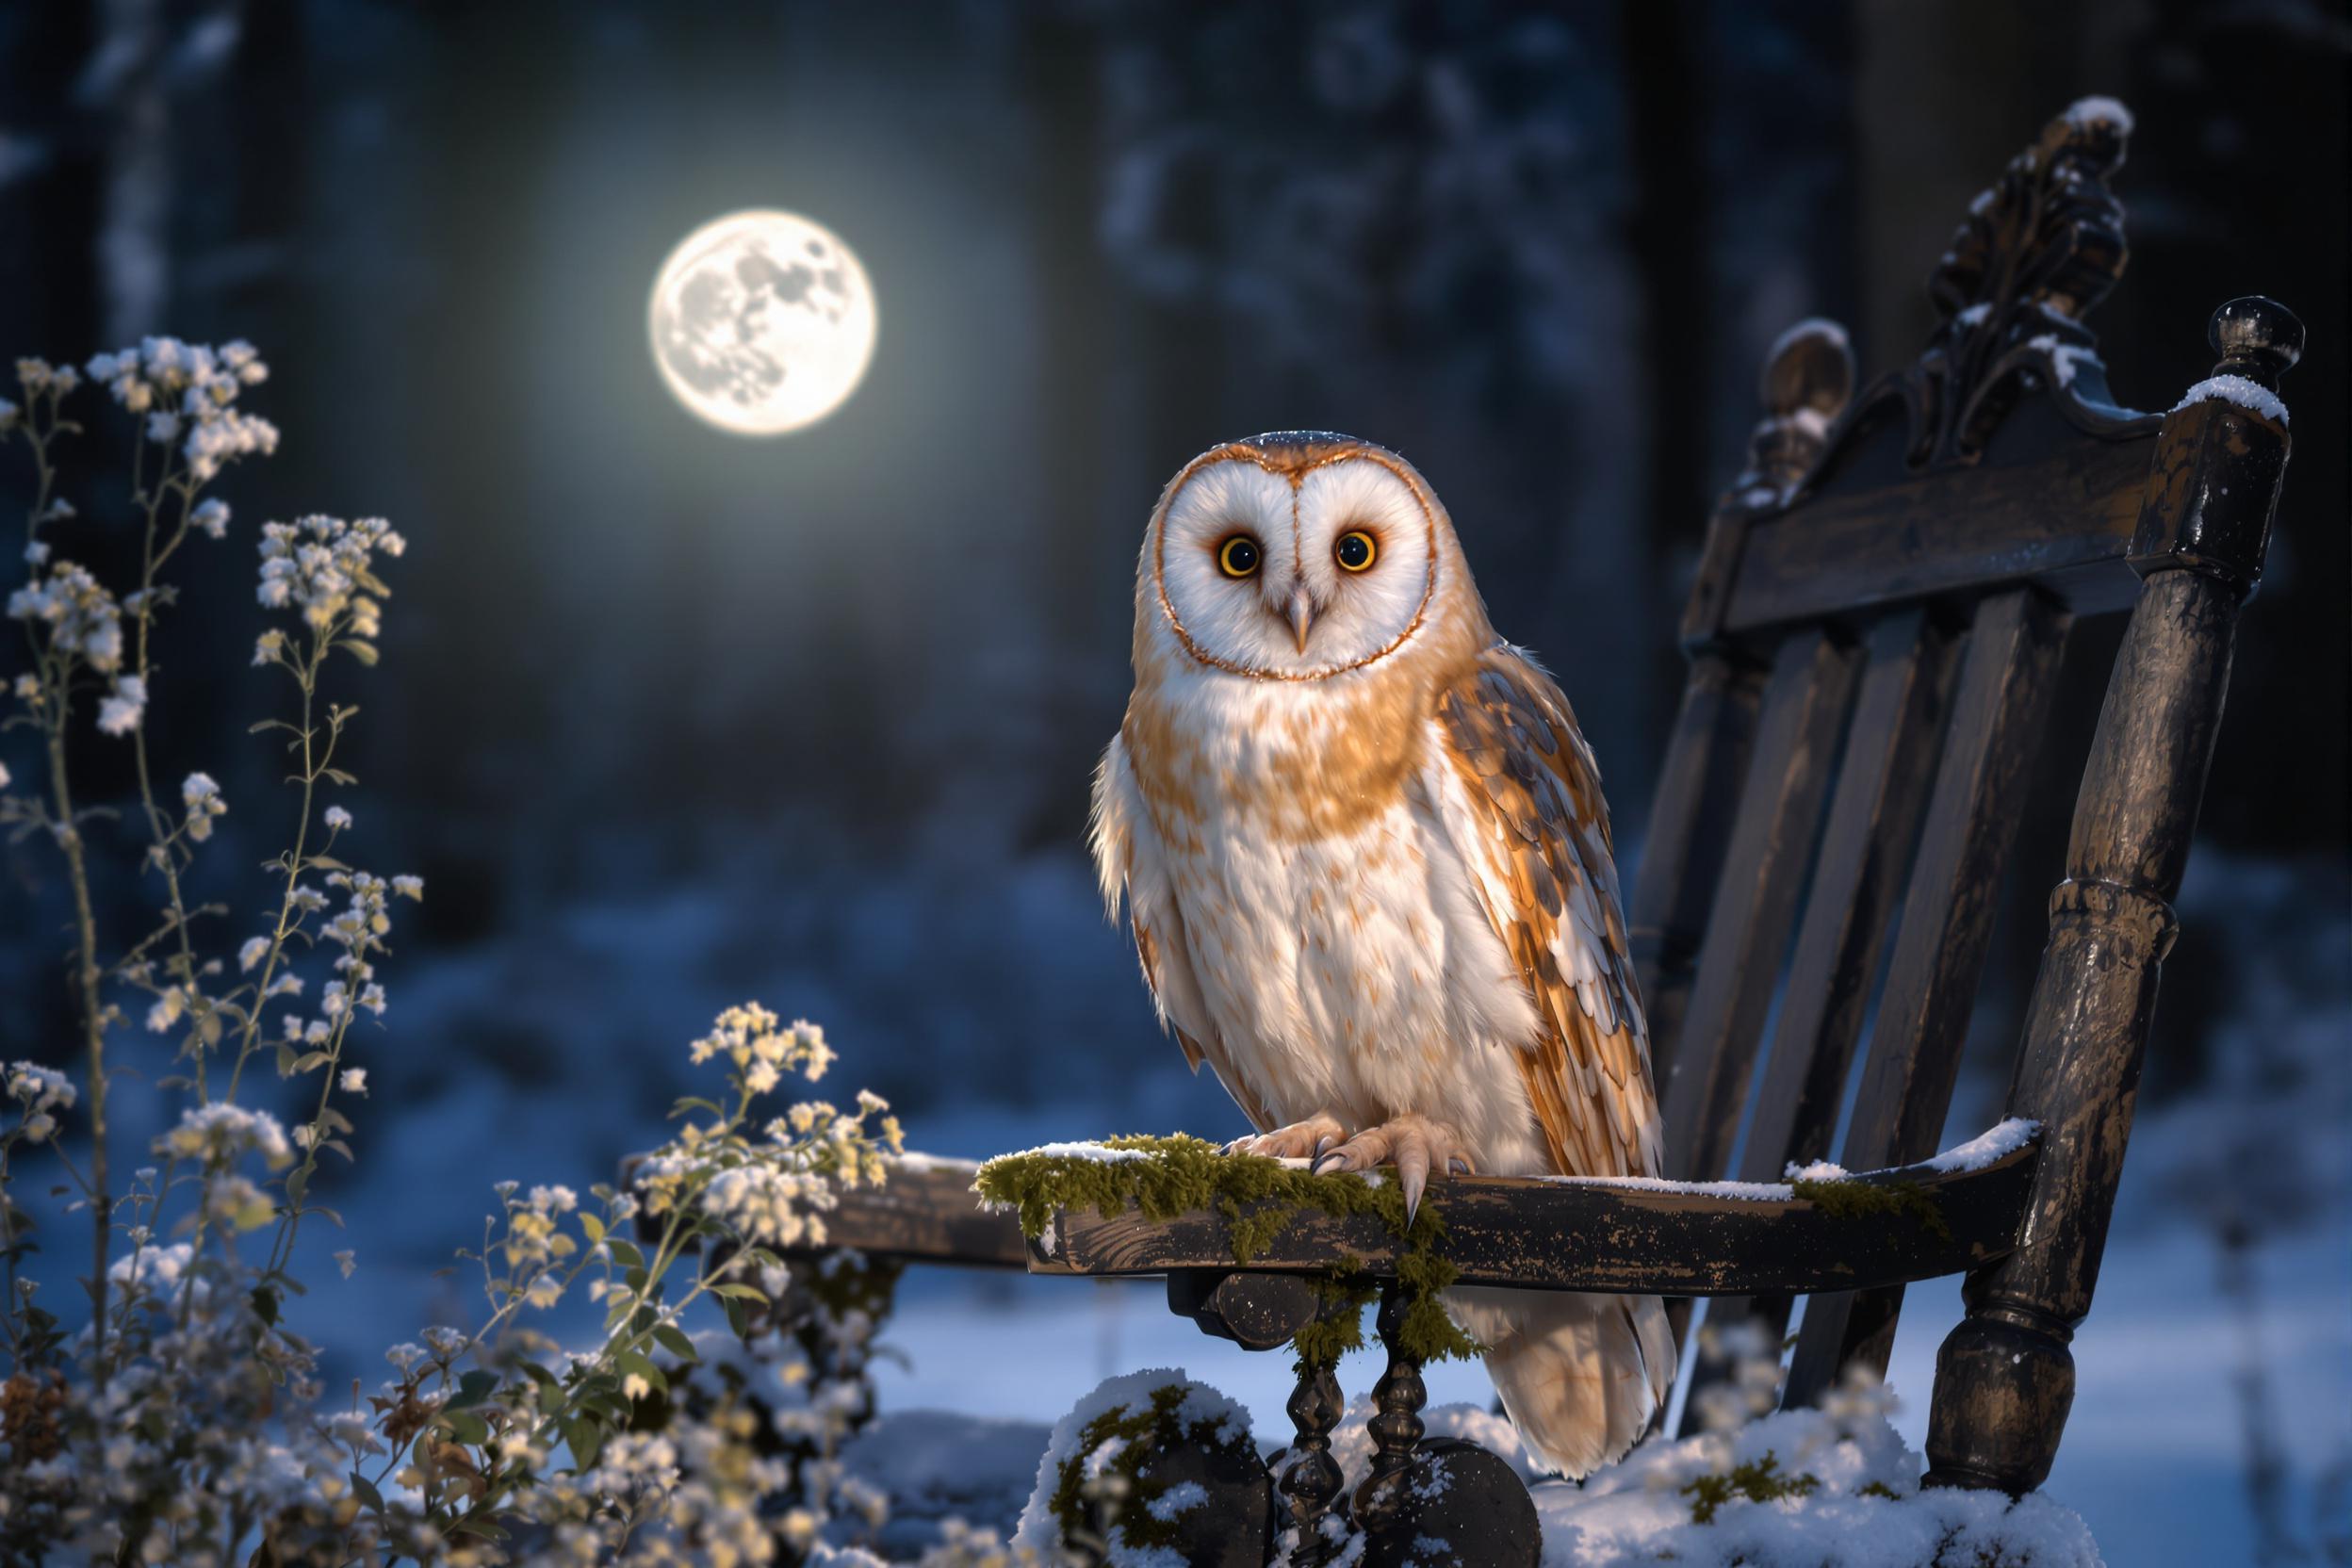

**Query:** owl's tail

left=1449, top=1286, right=1676, bottom=1479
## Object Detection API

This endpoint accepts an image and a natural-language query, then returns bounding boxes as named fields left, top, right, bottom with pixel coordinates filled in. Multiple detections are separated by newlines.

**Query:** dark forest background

left=0, top=2, right=2345, bottom=1560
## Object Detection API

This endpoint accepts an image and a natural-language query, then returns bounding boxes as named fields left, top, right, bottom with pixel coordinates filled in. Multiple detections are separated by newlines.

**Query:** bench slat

left=1785, top=588, right=2071, bottom=1403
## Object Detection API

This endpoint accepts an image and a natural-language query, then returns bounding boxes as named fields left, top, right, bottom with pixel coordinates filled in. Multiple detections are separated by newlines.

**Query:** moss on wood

left=1788, top=1174, right=1954, bottom=1242
left=974, top=1134, right=1480, bottom=1370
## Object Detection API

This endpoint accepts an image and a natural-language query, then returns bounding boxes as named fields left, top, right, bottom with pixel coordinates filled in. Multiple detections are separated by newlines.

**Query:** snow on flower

left=255, top=514, right=404, bottom=639
left=238, top=936, right=270, bottom=972
left=157, top=1102, right=294, bottom=1168
left=180, top=771, right=227, bottom=841
left=191, top=497, right=231, bottom=538
left=700, top=1164, right=832, bottom=1249
left=8, top=1060, right=75, bottom=1141
left=8, top=561, right=125, bottom=672
left=96, top=674, right=147, bottom=736
left=323, top=804, right=352, bottom=830
left=339, top=1068, right=368, bottom=1094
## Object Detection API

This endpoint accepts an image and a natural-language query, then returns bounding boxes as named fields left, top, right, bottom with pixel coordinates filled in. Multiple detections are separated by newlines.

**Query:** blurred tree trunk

left=93, top=0, right=172, bottom=343
left=1850, top=0, right=2051, bottom=368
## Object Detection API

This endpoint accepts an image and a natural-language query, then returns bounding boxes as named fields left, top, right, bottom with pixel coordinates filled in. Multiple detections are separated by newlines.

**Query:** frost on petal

left=97, top=675, right=148, bottom=736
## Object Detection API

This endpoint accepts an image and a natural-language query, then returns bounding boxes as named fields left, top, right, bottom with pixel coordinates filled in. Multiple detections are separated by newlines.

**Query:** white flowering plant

left=0, top=344, right=924, bottom=1565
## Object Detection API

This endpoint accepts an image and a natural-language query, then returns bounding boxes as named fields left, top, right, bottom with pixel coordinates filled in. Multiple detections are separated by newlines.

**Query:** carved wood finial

left=1903, top=98, right=2144, bottom=466
left=1729, top=318, right=1856, bottom=508
left=2206, top=296, right=2304, bottom=390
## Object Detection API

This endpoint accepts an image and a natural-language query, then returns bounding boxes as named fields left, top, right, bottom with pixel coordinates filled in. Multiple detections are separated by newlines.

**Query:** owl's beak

left=1285, top=584, right=1315, bottom=653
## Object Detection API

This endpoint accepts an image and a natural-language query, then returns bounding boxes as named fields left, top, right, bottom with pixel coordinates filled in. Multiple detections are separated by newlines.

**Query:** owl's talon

left=1315, top=1114, right=1473, bottom=1225
left=1232, top=1113, right=1348, bottom=1163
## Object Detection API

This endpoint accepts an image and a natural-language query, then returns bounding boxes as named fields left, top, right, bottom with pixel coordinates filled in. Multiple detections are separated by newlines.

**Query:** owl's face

left=1148, top=438, right=1442, bottom=681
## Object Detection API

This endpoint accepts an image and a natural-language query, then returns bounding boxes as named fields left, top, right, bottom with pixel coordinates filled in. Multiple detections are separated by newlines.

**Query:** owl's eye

left=1217, top=535, right=1262, bottom=579
left=1334, top=531, right=1378, bottom=572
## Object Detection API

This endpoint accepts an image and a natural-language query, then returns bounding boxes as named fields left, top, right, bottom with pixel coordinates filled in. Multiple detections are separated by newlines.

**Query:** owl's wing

left=1432, top=645, right=1663, bottom=1179
left=1090, top=734, right=1275, bottom=1134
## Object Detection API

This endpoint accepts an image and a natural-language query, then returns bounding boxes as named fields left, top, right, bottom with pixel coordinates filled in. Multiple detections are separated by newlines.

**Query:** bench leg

left=1928, top=302, right=2297, bottom=1493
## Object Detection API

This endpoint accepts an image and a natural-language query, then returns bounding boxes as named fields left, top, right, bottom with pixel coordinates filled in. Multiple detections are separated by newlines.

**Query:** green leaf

left=448, top=1369, right=501, bottom=1410
left=448, top=1516, right=506, bottom=1541
left=579, top=1213, right=605, bottom=1244
left=651, top=1323, right=697, bottom=1362
left=603, top=1237, right=644, bottom=1270
left=341, top=640, right=380, bottom=666
left=710, top=1282, right=769, bottom=1303
left=440, top=1408, right=491, bottom=1446
left=721, top=1291, right=749, bottom=1339
left=561, top=1415, right=604, bottom=1471
left=351, top=1470, right=384, bottom=1512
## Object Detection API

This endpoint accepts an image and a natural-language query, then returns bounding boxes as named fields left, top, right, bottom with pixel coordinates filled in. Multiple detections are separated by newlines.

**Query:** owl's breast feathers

left=1094, top=642, right=1662, bottom=1181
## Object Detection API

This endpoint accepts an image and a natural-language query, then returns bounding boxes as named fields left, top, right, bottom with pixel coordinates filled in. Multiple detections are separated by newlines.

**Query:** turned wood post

left=1352, top=1283, right=1427, bottom=1534
left=1280, top=1359, right=1350, bottom=1564
left=1924, top=298, right=2300, bottom=1493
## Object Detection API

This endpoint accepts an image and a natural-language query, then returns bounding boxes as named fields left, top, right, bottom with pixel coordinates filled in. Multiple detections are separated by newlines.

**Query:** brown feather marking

left=1440, top=645, right=1663, bottom=1179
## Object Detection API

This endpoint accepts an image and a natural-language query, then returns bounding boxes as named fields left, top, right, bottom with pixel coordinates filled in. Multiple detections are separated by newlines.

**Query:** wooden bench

left=678, top=101, right=2302, bottom=1564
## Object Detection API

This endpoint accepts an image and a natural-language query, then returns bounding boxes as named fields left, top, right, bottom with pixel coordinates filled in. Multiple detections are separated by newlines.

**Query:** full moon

left=648, top=209, right=876, bottom=436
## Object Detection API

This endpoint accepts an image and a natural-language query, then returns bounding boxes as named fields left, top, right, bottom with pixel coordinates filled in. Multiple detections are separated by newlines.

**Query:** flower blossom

left=96, top=675, right=147, bottom=736
left=8, top=561, right=124, bottom=672
left=181, top=772, right=227, bottom=841
left=8, top=1061, right=75, bottom=1141
left=700, top=1164, right=829, bottom=1249
left=156, top=1102, right=294, bottom=1169
left=87, top=337, right=278, bottom=482
left=255, top=514, right=404, bottom=641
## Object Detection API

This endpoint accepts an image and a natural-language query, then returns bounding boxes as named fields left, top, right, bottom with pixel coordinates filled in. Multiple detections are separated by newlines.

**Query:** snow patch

left=2025, top=334, right=2101, bottom=388
left=2174, top=374, right=2289, bottom=427
left=1768, top=317, right=1850, bottom=359
left=1012, top=1368, right=1252, bottom=1560
left=1923, top=1117, right=2039, bottom=1173
left=993, top=1140, right=1157, bottom=1165
left=2064, top=96, right=2135, bottom=137
left=1534, top=1400, right=2103, bottom=1566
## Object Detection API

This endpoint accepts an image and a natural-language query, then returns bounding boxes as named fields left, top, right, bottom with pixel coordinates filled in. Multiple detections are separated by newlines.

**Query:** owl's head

left=1139, top=433, right=1474, bottom=682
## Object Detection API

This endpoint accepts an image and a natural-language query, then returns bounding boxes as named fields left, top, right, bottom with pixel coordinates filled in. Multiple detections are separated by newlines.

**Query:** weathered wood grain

left=1678, top=608, right=1957, bottom=1430
left=1785, top=587, right=2071, bottom=1405
left=1723, top=429, right=2155, bottom=638
left=788, top=1159, right=1029, bottom=1267
left=1629, top=651, right=1765, bottom=1082
left=1026, top=1143, right=2037, bottom=1297
left=1658, top=630, right=1860, bottom=1180
left=1924, top=297, right=2299, bottom=1494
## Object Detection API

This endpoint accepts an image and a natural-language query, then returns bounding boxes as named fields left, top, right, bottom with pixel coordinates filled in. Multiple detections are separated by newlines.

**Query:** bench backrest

left=1625, top=99, right=2299, bottom=1475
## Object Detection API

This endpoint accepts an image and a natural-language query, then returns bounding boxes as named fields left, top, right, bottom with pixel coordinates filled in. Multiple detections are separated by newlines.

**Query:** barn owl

left=1090, top=432, right=1674, bottom=1478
